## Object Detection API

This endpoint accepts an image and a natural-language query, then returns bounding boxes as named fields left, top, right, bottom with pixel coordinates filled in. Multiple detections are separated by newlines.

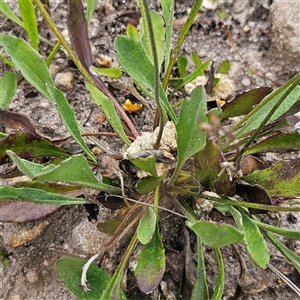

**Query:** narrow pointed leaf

left=18, top=0, right=39, bottom=50
left=141, top=11, right=165, bottom=68
left=67, top=0, right=93, bottom=70
left=211, top=248, right=224, bottom=300
left=265, top=231, right=300, bottom=273
left=86, top=82, right=130, bottom=146
left=0, top=34, right=54, bottom=98
left=161, top=0, right=174, bottom=71
left=0, top=186, right=89, bottom=205
left=222, top=87, right=272, bottom=120
left=56, top=256, right=114, bottom=300
left=0, top=0, right=24, bottom=28
left=85, top=0, right=97, bottom=25
left=243, top=158, right=300, bottom=197
left=0, top=133, right=69, bottom=164
left=244, top=133, right=300, bottom=155
left=6, top=150, right=45, bottom=179
left=0, top=72, right=17, bottom=109
left=170, top=86, right=207, bottom=183
left=191, top=237, right=209, bottom=300
left=135, top=226, right=166, bottom=294
left=114, top=35, right=176, bottom=123
left=0, top=201, right=59, bottom=222
left=187, top=220, right=243, bottom=248
left=251, top=218, right=300, bottom=240
left=46, top=83, right=97, bottom=162
left=235, top=76, right=300, bottom=137
left=36, top=154, right=121, bottom=194
left=137, top=208, right=157, bottom=245
left=241, top=212, right=269, bottom=269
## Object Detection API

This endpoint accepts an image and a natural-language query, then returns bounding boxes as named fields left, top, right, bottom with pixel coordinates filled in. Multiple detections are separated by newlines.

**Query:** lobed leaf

left=136, top=175, right=165, bottom=194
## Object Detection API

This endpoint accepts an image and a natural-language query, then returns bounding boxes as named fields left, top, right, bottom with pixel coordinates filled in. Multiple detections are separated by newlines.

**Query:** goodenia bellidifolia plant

left=1, top=0, right=300, bottom=298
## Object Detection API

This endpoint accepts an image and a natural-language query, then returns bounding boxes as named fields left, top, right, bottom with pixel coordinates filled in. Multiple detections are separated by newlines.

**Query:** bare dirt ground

left=1, top=1, right=300, bottom=299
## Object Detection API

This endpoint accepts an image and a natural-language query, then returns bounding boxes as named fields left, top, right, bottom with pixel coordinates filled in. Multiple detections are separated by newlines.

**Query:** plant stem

left=163, top=0, right=203, bottom=90
left=140, top=0, right=165, bottom=148
left=201, top=193, right=300, bottom=213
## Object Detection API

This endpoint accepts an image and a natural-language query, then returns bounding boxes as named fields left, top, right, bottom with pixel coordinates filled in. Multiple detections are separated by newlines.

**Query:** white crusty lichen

left=123, top=121, right=177, bottom=178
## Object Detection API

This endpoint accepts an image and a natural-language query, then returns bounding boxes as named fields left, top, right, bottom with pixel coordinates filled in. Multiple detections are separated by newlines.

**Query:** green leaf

left=251, top=218, right=300, bottom=240
left=36, top=154, right=121, bottom=194
left=46, top=83, right=97, bottom=163
left=187, top=220, right=244, bottom=248
left=92, top=66, right=122, bottom=79
left=170, top=86, right=207, bottom=183
left=243, top=159, right=300, bottom=197
left=0, top=186, right=89, bottom=205
left=0, top=72, right=17, bottom=109
left=0, top=0, right=24, bottom=28
left=87, top=82, right=131, bottom=146
left=211, top=248, right=224, bottom=300
left=85, top=0, right=97, bottom=26
left=171, top=60, right=210, bottom=96
left=0, top=34, right=54, bottom=99
left=137, top=208, right=157, bottom=245
left=191, top=237, right=209, bottom=300
left=56, top=256, right=113, bottom=300
left=177, top=56, right=188, bottom=78
left=217, top=60, right=230, bottom=74
left=126, top=23, right=140, bottom=41
left=0, top=35, right=96, bottom=161
left=265, top=231, right=300, bottom=273
left=0, top=133, right=69, bottom=164
left=194, top=139, right=235, bottom=196
left=191, top=52, right=202, bottom=68
left=141, top=11, right=165, bottom=68
left=18, top=0, right=39, bottom=51
left=128, top=154, right=158, bottom=177
left=6, top=150, right=46, bottom=179
left=234, top=77, right=300, bottom=138
left=135, top=225, right=166, bottom=294
left=114, top=35, right=176, bottom=123
left=240, top=212, right=269, bottom=269
left=136, top=175, right=165, bottom=194
left=161, top=0, right=174, bottom=71
left=244, top=133, right=300, bottom=155
left=221, top=87, right=272, bottom=120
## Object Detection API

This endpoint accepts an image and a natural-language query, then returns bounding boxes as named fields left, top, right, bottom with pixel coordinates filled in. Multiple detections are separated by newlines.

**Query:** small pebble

left=54, top=72, right=74, bottom=90
left=241, top=77, right=251, bottom=87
